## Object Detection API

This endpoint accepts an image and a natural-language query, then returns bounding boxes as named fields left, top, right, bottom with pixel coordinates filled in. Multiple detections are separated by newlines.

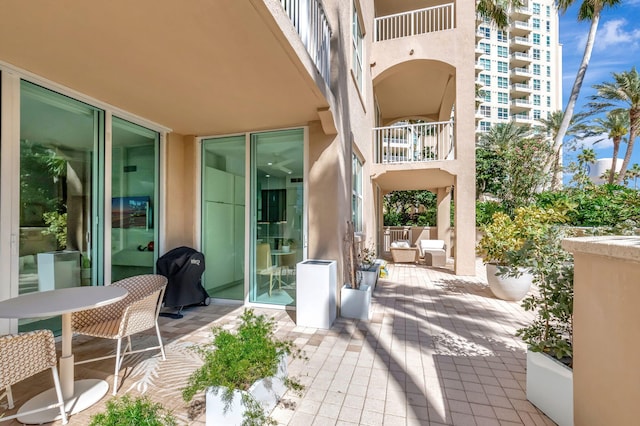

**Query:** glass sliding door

left=250, top=129, right=304, bottom=306
left=201, top=135, right=245, bottom=300
left=111, top=117, right=159, bottom=281
left=18, top=81, right=104, bottom=333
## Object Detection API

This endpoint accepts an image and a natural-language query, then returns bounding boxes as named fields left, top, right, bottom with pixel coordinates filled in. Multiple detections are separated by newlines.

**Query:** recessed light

left=265, top=174, right=270, bottom=178
left=267, top=162, right=273, bottom=166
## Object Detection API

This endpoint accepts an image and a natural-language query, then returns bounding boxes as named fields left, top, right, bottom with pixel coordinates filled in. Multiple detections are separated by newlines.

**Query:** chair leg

left=269, top=272, right=273, bottom=297
left=50, top=365, right=68, bottom=425
left=113, top=338, right=123, bottom=396
left=155, top=322, right=166, bottom=361
left=4, top=385, right=14, bottom=409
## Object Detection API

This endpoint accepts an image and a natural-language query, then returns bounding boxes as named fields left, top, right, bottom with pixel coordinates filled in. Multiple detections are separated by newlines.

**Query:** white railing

left=383, top=227, right=413, bottom=252
left=511, top=51, right=531, bottom=61
left=373, top=121, right=455, bottom=164
left=374, top=3, right=455, bottom=42
left=511, top=82, right=531, bottom=91
left=512, top=67, right=531, bottom=75
left=280, top=0, right=332, bottom=85
left=511, top=36, right=531, bottom=45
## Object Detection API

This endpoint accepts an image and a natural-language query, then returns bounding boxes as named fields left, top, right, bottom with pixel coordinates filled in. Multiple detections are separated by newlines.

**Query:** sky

left=558, top=0, right=640, bottom=182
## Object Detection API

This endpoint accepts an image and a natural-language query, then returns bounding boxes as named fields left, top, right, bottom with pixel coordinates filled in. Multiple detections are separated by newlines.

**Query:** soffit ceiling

left=374, top=60, right=454, bottom=123
left=0, top=0, right=328, bottom=136
left=374, top=167, right=454, bottom=192
left=374, top=0, right=452, bottom=17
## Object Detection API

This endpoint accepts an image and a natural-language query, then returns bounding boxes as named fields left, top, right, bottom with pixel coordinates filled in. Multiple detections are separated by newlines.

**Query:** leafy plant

left=477, top=205, right=568, bottom=266
left=357, top=242, right=377, bottom=269
left=41, top=211, right=67, bottom=249
left=89, top=395, right=176, bottom=426
left=182, top=309, right=304, bottom=424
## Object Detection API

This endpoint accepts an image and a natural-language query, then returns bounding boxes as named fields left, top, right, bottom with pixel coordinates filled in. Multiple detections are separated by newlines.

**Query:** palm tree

left=590, top=110, right=629, bottom=184
left=476, top=0, right=523, bottom=29
left=549, top=0, right=622, bottom=187
left=628, top=163, right=640, bottom=189
left=590, top=67, right=640, bottom=184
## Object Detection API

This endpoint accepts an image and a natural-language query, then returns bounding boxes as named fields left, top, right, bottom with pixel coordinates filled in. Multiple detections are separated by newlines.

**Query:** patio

left=3, top=259, right=554, bottom=425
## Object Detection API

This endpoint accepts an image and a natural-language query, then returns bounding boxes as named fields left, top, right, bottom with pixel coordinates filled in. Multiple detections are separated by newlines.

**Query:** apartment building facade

left=0, top=0, right=476, bottom=335
left=475, top=0, right=562, bottom=132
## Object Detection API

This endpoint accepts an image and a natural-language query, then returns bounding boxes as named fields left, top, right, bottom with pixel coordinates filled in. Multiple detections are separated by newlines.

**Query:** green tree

left=590, top=67, right=640, bottom=184
left=567, top=148, right=596, bottom=188
left=550, top=0, right=622, bottom=188
left=476, top=0, right=523, bottom=29
left=628, top=163, right=640, bottom=189
left=589, top=110, right=629, bottom=183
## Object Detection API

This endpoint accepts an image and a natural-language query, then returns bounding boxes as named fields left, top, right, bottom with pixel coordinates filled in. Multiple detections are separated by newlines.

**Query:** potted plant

left=511, top=222, right=575, bottom=426
left=477, top=205, right=566, bottom=301
left=340, top=221, right=373, bottom=320
left=89, top=395, right=176, bottom=425
left=182, top=309, right=304, bottom=425
left=357, top=242, right=380, bottom=290
left=281, top=238, right=296, bottom=253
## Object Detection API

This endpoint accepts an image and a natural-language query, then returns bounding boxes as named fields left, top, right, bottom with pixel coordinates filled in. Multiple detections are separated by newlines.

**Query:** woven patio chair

left=0, top=329, right=68, bottom=424
left=72, top=274, right=167, bottom=395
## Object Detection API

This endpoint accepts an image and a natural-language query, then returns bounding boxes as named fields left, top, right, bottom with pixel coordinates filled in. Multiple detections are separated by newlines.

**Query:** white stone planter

left=359, top=264, right=380, bottom=291
left=340, top=283, right=372, bottom=321
left=526, top=350, right=573, bottom=426
left=486, top=263, right=533, bottom=301
left=206, top=355, right=287, bottom=425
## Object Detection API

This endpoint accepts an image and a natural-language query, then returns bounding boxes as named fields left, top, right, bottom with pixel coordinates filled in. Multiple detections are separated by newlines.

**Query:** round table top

left=0, top=286, right=128, bottom=319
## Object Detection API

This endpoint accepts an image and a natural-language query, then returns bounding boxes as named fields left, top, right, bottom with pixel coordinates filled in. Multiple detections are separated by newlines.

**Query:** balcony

left=475, top=61, right=485, bottom=75
left=510, top=35, right=532, bottom=49
left=374, top=3, right=455, bottom=42
left=510, top=20, right=531, bottom=36
left=475, top=45, right=485, bottom=58
left=511, top=97, right=531, bottom=113
left=510, top=3, right=532, bottom=19
left=280, top=0, right=332, bottom=85
left=513, top=113, right=532, bottom=125
left=510, top=51, right=532, bottom=67
left=511, top=82, right=532, bottom=96
left=511, top=67, right=532, bottom=82
left=373, top=121, right=455, bottom=164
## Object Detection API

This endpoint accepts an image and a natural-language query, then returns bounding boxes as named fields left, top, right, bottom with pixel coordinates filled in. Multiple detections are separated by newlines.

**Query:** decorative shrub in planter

left=89, top=395, right=176, bottom=426
left=341, top=222, right=376, bottom=320
left=182, top=309, right=304, bottom=426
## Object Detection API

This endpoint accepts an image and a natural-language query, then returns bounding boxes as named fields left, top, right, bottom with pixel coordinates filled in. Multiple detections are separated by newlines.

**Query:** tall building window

left=533, top=79, right=541, bottom=90
left=497, top=61, right=508, bottom=73
left=480, top=121, right=491, bottom=132
left=533, top=18, right=540, bottom=29
left=533, top=48, right=541, bottom=60
left=547, top=97, right=551, bottom=107
left=546, top=36, right=551, bottom=47
left=352, top=2, right=364, bottom=91
left=480, top=105, right=491, bottom=118
left=352, top=153, right=363, bottom=232
left=497, top=30, right=507, bottom=42
left=547, top=66, right=551, bottom=77
left=546, top=51, right=551, bottom=62
left=546, top=5, right=551, bottom=17
left=480, top=26, right=490, bottom=39
left=498, top=92, right=508, bottom=104
left=533, top=64, right=541, bottom=75
left=479, top=42, right=491, bottom=54
left=498, top=107, right=509, bottom=120
left=533, top=94, right=541, bottom=106
left=533, top=33, right=541, bottom=45
left=546, top=81, right=551, bottom=92
left=533, top=3, right=540, bottom=15
left=497, top=46, right=508, bottom=57
left=480, top=58, right=491, bottom=71
left=480, top=74, right=491, bottom=86
left=497, top=76, right=508, bottom=89
left=484, top=91, right=491, bottom=102
left=546, top=21, right=551, bottom=32
left=534, top=110, right=541, bottom=119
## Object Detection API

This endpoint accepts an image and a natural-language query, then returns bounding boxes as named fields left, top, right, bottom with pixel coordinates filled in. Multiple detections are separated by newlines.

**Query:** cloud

left=594, top=19, right=640, bottom=51
left=573, top=133, right=614, bottom=150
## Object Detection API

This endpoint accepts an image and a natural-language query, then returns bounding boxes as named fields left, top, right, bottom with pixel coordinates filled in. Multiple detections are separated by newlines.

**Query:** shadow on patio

left=2, top=260, right=554, bottom=425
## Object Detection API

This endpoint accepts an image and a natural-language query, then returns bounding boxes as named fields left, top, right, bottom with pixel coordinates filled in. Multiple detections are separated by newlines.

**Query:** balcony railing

left=374, top=3, right=455, bottom=42
left=373, top=121, right=455, bottom=164
left=280, top=0, right=332, bottom=85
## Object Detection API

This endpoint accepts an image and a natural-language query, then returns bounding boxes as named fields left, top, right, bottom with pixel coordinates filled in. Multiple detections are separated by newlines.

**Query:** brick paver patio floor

left=3, top=259, right=554, bottom=425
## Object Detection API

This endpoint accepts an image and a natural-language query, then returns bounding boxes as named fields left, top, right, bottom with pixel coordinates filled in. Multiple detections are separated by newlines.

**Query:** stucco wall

left=563, top=236, right=640, bottom=425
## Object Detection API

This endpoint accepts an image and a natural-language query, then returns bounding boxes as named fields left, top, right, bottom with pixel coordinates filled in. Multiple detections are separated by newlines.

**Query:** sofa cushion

left=419, top=240, right=445, bottom=251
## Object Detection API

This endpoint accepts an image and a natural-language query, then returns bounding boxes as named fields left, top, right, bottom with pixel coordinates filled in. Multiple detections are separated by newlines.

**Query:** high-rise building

left=475, top=0, right=563, bottom=133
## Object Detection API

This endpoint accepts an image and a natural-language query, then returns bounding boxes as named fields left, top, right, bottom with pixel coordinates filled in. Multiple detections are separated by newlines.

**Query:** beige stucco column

left=436, top=187, right=451, bottom=256
left=562, top=236, right=640, bottom=426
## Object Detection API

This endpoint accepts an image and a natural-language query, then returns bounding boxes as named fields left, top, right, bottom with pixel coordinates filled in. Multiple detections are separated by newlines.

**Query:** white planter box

left=296, top=260, right=337, bottom=329
left=526, top=350, right=573, bottom=426
left=206, top=355, right=287, bottom=425
left=340, top=284, right=372, bottom=321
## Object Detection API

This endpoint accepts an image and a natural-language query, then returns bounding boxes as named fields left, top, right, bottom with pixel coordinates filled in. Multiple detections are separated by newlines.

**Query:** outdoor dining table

left=0, top=285, right=128, bottom=423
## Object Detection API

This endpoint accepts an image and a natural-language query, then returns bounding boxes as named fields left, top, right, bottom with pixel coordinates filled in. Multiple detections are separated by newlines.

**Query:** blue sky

left=559, top=0, right=640, bottom=180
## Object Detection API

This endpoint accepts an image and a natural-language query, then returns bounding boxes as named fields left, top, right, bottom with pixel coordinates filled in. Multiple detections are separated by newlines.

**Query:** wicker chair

left=72, top=274, right=167, bottom=395
left=0, top=330, right=68, bottom=424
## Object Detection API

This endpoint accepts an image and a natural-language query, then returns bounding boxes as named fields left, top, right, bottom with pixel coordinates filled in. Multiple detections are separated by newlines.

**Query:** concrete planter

left=486, top=263, right=533, bottom=301
left=526, top=350, right=573, bottom=426
left=340, top=283, right=372, bottom=321
left=205, top=355, right=287, bottom=425
left=359, top=263, right=380, bottom=291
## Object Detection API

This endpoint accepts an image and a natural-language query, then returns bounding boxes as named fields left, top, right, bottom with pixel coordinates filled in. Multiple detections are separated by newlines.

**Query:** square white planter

left=526, top=350, right=573, bottom=426
left=296, top=260, right=337, bottom=329
left=206, top=356, right=287, bottom=425
left=340, top=284, right=372, bottom=321
left=359, top=262, right=380, bottom=291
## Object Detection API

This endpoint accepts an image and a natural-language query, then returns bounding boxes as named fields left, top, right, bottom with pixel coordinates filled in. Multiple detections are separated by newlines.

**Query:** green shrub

left=89, top=395, right=176, bottom=426
left=475, top=201, right=505, bottom=226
